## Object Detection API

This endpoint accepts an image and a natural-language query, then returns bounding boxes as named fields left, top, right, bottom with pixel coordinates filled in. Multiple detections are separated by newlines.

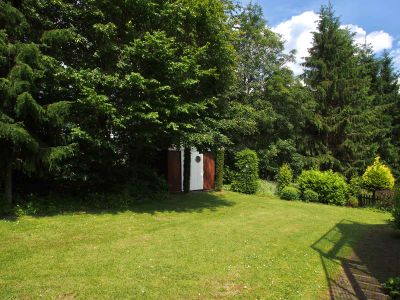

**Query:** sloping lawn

left=0, top=191, right=390, bottom=299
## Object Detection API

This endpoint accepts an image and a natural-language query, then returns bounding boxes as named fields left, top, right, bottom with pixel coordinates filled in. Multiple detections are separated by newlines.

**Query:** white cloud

left=342, top=24, right=393, bottom=52
left=272, top=11, right=319, bottom=75
left=272, top=12, right=395, bottom=75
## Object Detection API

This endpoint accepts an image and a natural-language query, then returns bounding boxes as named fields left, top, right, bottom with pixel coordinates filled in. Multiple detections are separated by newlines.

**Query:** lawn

left=0, top=191, right=390, bottom=299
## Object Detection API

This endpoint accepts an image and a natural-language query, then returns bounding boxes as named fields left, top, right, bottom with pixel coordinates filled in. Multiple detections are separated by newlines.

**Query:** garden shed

left=167, top=148, right=215, bottom=193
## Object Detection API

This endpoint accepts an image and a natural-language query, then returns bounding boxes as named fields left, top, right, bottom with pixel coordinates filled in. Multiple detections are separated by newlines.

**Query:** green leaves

left=302, top=4, right=382, bottom=175
left=47, top=143, right=78, bottom=173
left=297, top=169, right=348, bottom=205
left=15, top=92, right=44, bottom=122
left=362, top=156, right=395, bottom=192
left=0, top=121, right=39, bottom=153
left=231, top=149, right=259, bottom=194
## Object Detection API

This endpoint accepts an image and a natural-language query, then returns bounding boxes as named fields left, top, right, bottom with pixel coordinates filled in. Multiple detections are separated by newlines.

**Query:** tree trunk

left=4, top=161, right=12, bottom=206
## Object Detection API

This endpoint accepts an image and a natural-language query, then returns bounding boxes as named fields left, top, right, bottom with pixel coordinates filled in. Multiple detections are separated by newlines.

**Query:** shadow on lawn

left=126, top=191, right=235, bottom=214
left=1, top=191, right=235, bottom=220
left=312, top=219, right=400, bottom=300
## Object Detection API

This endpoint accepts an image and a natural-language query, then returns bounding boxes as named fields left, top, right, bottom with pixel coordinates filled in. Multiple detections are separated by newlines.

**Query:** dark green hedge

left=215, top=149, right=224, bottom=191
left=231, top=149, right=259, bottom=194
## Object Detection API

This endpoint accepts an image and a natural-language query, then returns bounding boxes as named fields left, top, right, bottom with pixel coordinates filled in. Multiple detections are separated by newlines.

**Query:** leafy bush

left=303, top=189, right=319, bottom=202
left=347, top=196, right=359, bottom=208
left=256, top=180, right=277, bottom=197
left=349, top=175, right=364, bottom=197
left=223, top=166, right=235, bottom=185
left=362, top=156, right=395, bottom=194
left=276, top=164, right=293, bottom=191
left=215, top=149, right=224, bottom=191
left=384, top=277, right=400, bottom=299
left=280, top=186, right=300, bottom=201
left=258, top=140, right=305, bottom=179
left=231, top=149, right=259, bottom=194
left=297, top=170, right=348, bottom=205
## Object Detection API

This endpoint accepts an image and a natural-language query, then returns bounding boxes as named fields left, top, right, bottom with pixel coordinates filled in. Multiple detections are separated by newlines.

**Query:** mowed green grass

left=0, top=191, right=390, bottom=299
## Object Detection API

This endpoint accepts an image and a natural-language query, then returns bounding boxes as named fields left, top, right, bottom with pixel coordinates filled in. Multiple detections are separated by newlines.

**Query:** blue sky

left=240, top=0, right=400, bottom=74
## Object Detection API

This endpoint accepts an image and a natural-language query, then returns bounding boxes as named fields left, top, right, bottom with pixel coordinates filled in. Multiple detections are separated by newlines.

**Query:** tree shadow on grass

left=311, top=219, right=400, bottom=299
left=1, top=191, right=235, bottom=220
left=126, top=191, right=235, bottom=214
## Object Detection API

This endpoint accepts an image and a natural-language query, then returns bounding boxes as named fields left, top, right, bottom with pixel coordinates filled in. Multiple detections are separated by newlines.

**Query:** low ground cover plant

left=384, top=277, right=400, bottom=299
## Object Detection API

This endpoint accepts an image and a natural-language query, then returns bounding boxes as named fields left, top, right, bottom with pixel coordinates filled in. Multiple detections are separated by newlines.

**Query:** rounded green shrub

left=303, top=189, right=319, bottom=202
left=280, top=186, right=300, bottom=201
left=231, top=149, right=259, bottom=194
left=362, top=156, right=395, bottom=194
left=297, top=170, right=348, bottom=205
left=276, top=164, right=293, bottom=191
left=347, top=196, right=359, bottom=208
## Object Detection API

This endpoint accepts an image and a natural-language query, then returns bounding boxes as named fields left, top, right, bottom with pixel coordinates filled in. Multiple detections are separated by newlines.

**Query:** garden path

left=327, top=224, right=400, bottom=299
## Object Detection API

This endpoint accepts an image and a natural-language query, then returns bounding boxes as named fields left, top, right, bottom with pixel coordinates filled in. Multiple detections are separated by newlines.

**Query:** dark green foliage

left=223, top=166, right=235, bottom=185
left=259, top=140, right=306, bottom=179
left=0, top=2, right=74, bottom=205
left=303, top=189, right=319, bottom=203
left=297, top=170, right=349, bottom=205
left=215, top=149, right=224, bottom=191
left=371, top=51, right=400, bottom=177
left=231, top=149, right=259, bottom=194
left=276, top=164, right=293, bottom=191
left=280, top=186, right=300, bottom=201
left=302, top=4, right=380, bottom=176
left=183, top=148, right=191, bottom=194
left=225, top=3, right=311, bottom=180
left=0, top=0, right=237, bottom=205
left=392, top=187, right=400, bottom=230
left=10, top=182, right=169, bottom=217
left=384, top=277, right=400, bottom=300
left=0, top=0, right=399, bottom=209
left=349, top=175, right=364, bottom=197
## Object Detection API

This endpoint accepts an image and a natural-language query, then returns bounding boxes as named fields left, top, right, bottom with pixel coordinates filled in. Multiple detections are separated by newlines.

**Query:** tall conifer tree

left=0, top=2, right=74, bottom=205
left=302, top=4, right=378, bottom=175
left=376, top=51, right=400, bottom=174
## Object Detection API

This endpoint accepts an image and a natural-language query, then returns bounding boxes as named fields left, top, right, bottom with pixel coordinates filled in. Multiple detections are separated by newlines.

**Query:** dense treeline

left=225, top=3, right=400, bottom=180
left=1, top=1, right=399, bottom=206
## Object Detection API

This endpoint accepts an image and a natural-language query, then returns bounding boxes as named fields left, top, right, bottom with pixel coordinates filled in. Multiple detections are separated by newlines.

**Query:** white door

left=190, top=149, right=203, bottom=191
